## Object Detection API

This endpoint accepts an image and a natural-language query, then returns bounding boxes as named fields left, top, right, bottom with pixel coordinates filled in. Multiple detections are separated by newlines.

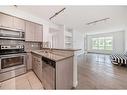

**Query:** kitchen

left=0, top=6, right=81, bottom=90
left=1, top=0, right=127, bottom=95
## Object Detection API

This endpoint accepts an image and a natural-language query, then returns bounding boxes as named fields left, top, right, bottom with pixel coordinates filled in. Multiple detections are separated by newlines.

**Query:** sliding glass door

left=92, top=36, right=113, bottom=51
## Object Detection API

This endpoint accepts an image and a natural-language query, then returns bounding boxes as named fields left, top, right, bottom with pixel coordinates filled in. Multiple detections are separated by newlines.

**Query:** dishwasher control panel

left=42, top=56, right=56, bottom=68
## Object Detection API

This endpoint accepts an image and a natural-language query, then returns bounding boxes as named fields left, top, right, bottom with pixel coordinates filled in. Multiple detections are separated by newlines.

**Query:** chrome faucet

left=43, top=41, right=52, bottom=53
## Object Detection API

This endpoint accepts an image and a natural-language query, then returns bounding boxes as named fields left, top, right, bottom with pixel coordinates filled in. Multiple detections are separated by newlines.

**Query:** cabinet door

left=34, top=24, right=43, bottom=42
left=13, top=17, right=25, bottom=31
left=26, top=53, right=32, bottom=71
left=0, top=13, right=2, bottom=26
left=0, top=13, right=13, bottom=28
left=32, top=54, right=42, bottom=82
left=36, top=57, right=42, bottom=81
left=25, top=21, right=35, bottom=41
left=32, top=55, right=37, bottom=73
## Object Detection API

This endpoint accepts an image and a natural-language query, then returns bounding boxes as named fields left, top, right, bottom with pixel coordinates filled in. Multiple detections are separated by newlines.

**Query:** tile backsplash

left=25, top=41, right=42, bottom=52
left=0, top=39, right=42, bottom=52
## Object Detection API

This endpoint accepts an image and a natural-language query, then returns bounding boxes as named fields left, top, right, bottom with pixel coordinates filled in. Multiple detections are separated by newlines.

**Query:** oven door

left=0, top=53, right=26, bottom=73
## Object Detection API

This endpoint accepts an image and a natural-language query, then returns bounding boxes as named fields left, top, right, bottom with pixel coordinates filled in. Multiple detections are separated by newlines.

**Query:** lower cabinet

left=55, top=57, right=73, bottom=89
left=26, top=53, right=32, bottom=71
left=32, top=53, right=73, bottom=89
left=32, top=53, right=42, bottom=82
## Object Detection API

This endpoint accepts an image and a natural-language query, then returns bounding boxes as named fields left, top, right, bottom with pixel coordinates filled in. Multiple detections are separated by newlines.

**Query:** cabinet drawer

left=32, top=54, right=42, bottom=82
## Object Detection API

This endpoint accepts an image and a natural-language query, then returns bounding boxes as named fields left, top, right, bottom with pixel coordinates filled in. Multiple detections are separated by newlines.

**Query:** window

left=92, top=37, right=113, bottom=50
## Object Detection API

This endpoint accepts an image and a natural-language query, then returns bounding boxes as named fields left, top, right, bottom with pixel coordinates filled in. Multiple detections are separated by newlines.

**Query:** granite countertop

left=42, top=48, right=81, bottom=51
left=31, top=50, right=74, bottom=62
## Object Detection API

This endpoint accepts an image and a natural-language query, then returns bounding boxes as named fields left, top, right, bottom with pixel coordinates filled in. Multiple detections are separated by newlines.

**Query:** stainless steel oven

left=0, top=53, right=26, bottom=73
left=0, top=29, right=25, bottom=40
left=0, top=44, right=26, bottom=82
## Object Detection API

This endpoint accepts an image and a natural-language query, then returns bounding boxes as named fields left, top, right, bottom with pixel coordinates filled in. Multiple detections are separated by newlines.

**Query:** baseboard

left=73, top=80, right=78, bottom=88
left=87, top=52, right=111, bottom=55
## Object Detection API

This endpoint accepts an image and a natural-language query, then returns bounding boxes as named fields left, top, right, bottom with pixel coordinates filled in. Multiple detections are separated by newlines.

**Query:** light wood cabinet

left=0, top=13, right=25, bottom=31
left=34, top=24, right=43, bottom=42
left=0, top=13, right=43, bottom=42
left=13, top=17, right=25, bottom=31
left=25, top=21, right=43, bottom=42
left=26, top=53, right=32, bottom=71
left=25, top=21, right=35, bottom=41
left=31, top=51, right=73, bottom=89
left=32, top=53, right=42, bottom=82
left=56, top=57, right=73, bottom=89
left=0, top=13, right=13, bottom=28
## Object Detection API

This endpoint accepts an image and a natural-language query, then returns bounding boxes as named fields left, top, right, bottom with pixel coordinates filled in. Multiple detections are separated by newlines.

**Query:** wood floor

left=76, top=53, right=127, bottom=89
left=1, top=53, right=127, bottom=90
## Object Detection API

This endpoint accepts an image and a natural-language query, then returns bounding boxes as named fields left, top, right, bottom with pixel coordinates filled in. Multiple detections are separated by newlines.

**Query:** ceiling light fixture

left=49, top=7, right=66, bottom=20
left=86, top=18, right=110, bottom=25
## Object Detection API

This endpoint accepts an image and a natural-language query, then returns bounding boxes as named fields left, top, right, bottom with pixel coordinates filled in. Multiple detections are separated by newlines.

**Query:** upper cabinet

left=34, top=24, right=43, bottom=42
left=25, top=21, right=35, bottom=41
left=0, top=12, right=43, bottom=42
left=0, top=13, right=25, bottom=31
left=0, top=13, right=13, bottom=28
left=25, top=21, right=43, bottom=42
left=13, top=17, right=25, bottom=31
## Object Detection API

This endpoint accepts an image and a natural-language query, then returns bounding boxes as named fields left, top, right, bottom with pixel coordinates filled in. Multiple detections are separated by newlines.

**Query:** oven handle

left=0, top=53, right=26, bottom=59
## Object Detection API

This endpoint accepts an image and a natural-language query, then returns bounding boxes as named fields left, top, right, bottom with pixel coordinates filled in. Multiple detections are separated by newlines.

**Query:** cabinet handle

left=37, top=60, right=40, bottom=62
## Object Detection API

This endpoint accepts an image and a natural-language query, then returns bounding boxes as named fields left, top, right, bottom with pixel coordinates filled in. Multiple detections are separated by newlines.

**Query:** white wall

left=49, top=25, right=85, bottom=55
left=83, top=6, right=127, bottom=52
left=125, top=28, right=127, bottom=51
left=86, top=30, right=125, bottom=54
left=73, top=30, right=84, bottom=55
left=49, top=25, right=65, bottom=49
left=124, top=23, right=127, bottom=51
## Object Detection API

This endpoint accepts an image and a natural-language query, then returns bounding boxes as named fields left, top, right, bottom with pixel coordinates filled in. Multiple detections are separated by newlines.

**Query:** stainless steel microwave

left=0, top=29, right=25, bottom=40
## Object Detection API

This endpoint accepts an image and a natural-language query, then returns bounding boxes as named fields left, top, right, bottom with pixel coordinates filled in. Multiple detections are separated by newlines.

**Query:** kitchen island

left=42, top=48, right=81, bottom=88
left=31, top=50, right=74, bottom=89
left=31, top=48, right=81, bottom=89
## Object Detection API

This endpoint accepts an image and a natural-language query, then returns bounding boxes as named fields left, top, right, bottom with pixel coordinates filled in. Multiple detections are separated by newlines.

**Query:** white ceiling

left=17, top=6, right=127, bottom=33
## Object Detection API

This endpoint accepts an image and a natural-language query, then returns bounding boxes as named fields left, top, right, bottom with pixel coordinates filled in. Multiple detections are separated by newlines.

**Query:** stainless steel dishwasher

left=42, top=56, right=56, bottom=89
